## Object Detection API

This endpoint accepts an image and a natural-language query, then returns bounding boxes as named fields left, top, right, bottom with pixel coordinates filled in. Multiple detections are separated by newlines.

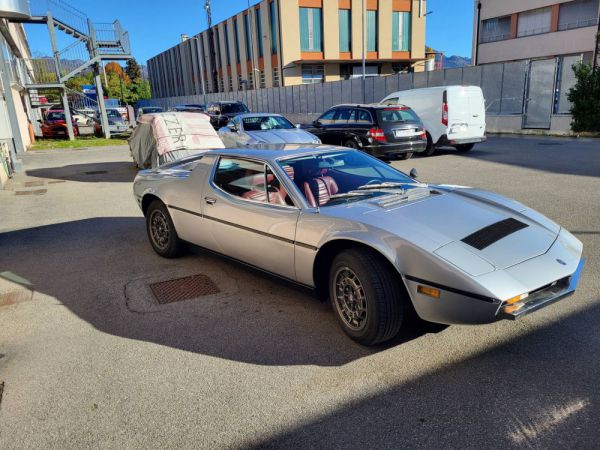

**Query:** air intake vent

left=462, top=218, right=528, bottom=250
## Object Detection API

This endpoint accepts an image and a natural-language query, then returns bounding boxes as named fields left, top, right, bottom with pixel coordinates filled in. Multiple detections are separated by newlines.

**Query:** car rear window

left=377, top=108, right=420, bottom=123
left=221, top=103, right=249, bottom=114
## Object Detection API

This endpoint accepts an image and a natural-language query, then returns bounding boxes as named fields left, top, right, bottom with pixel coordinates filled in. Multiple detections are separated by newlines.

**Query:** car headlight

left=313, top=138, right=321, bottom=144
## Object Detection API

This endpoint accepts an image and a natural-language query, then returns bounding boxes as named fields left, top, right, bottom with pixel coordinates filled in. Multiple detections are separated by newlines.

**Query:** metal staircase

left=11, top=0, right=133, bottom=139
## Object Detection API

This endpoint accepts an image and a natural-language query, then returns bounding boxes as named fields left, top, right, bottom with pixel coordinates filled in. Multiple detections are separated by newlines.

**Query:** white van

left=380, top=86, right=486, bottom=155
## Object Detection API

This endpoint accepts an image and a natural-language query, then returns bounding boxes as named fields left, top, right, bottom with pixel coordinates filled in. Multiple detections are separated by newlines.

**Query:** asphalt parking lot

left=0, top=135, right=599, bottom=449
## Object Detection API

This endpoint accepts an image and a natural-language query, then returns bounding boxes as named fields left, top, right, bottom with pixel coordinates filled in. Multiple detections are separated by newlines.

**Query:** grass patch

left=29, top=136, right=129, bottom=150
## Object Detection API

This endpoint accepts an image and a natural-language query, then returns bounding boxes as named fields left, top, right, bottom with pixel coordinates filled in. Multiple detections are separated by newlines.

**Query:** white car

left=380, top=86, right=486, bottom=155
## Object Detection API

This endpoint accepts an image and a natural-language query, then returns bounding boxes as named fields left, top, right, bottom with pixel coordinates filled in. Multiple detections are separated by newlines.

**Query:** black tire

left=344, top=139, right=360, bottom=149
left=455, top=143, right=475, bottom=152
left=145, top=200, right=183, bottom=258
left=329, top=249, right=405, bottom=345
left=422, top=133, right=436, bottom=156
left=396, top=152, right=413, bottom=160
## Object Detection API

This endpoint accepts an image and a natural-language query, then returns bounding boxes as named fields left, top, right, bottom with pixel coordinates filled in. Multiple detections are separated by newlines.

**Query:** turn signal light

left=368, top=127, right=387, bottom=142
left=503, top=304, right=524, bottom=314
left=505, top=293, right=529, bottom=305
left=418, top=285, right=441, bottom=299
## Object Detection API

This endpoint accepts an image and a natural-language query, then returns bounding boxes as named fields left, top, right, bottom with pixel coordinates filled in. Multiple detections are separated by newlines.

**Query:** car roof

left=234, top=113, right=284, bottom=119
left=203, top=145, right=349, bottom=163
left=330, top=103, right=412, bottom=110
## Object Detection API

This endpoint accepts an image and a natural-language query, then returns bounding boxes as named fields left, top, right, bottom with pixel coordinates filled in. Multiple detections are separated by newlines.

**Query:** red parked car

left=40, top=110, right=79, bottom=138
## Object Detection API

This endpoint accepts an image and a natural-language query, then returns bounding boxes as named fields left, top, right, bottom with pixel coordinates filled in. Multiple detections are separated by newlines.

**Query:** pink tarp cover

left=138, top=112, right=224, bottom=155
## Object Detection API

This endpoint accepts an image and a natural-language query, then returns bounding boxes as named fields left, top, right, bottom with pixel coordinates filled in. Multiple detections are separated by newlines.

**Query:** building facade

left=473, top=0, right=600, bottom=65
left=148, top=0, right=427, bottom=98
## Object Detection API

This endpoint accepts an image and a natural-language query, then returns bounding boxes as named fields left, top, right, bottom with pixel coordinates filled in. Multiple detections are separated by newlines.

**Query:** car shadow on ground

left=255, top=302, right=600, bottom=449
left=25, top=161, right=138, bottom=183
left=0, top=217, right=444, bottom=367
left=424, top=137, right=600, bottom=178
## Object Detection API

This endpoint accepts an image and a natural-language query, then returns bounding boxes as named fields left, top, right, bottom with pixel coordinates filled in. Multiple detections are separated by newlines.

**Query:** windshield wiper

left=356, top=182, right=407, bottom=190
left=328, top=191, right=373, bottom=201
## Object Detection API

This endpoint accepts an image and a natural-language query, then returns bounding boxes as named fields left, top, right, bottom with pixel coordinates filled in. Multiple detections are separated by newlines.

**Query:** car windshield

left=376, top=107, right=420, bottom=123
left=144, top=107, right=163, bottom=113
left=242, top=116, right=294, bottom=131
left=278, top=150, right=420, bottom=207
left=107, top=110, right=121, bottom=118
left=221, top=103, right=248, bottom=114
left=46, top=112, right=65, bottom=120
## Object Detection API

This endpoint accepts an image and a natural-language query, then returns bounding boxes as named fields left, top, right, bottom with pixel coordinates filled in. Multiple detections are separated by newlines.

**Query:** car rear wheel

left=422, top=133, right=436, bottom=156
left=344, top=139, right=360, bottom=149
left=146, top=200, right=183, bottom=258
left=329, top=249, right=405, bottom=345
left=396, top=152, right=413, bottom=160
left=455, top=143, right=475, bottom=152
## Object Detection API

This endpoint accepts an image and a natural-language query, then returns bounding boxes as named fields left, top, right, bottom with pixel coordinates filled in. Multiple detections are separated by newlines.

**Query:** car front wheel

left=146, top=200, right=183, bottom=258
left=329, top=249, right=405, bottom=345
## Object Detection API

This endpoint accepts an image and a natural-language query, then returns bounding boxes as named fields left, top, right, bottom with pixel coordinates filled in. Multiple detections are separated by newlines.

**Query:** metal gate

left=523, top=59, right=557, bottom=129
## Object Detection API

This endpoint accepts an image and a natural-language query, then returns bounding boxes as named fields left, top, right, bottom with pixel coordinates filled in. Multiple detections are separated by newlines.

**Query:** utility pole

left=361, top=0, right=366, bottom=103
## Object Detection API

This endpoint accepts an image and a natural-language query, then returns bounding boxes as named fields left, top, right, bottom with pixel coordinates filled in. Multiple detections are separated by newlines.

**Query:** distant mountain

left=444, top=55, right=472, bottom=69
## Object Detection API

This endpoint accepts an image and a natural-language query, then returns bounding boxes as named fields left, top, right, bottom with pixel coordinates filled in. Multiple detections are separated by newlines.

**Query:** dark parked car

left=207, top=101, right=249, bottom=129
left=304, top=104, right=427, bottom=160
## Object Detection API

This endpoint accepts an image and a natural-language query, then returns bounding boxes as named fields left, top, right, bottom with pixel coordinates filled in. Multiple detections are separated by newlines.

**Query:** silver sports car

left=133, top=146, right=584, bottom=345
left=218, top=113, right=321, bottom=148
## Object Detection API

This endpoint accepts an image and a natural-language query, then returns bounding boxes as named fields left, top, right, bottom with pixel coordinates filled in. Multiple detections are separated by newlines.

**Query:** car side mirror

left=409, top=168, right=419, bottom=179
left=313, top=120, right=321, bottom=127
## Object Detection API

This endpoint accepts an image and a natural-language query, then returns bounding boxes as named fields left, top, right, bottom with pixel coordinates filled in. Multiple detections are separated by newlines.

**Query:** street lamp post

left=362, top=0, right=366, bottom=103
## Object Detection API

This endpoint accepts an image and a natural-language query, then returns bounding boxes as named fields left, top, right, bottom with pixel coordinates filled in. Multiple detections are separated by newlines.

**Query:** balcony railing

left=558, top=17, right=600, bottom=31
left=29, top=0, right=89, bottom=36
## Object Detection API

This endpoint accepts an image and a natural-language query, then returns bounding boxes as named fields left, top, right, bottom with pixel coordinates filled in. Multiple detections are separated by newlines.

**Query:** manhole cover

left=15, top=189, right=47, bottom=196
left=149, top=274, right=220, bottom=304
left=84, top=170, right=108, bottom=175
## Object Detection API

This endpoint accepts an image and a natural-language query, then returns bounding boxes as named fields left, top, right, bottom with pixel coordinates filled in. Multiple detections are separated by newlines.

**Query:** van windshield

left=377, top=107, right=420, bottom=123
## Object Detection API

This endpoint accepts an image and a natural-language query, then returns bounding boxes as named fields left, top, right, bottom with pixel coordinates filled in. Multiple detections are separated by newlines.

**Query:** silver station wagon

left=133, top=146, right=584, bottom=345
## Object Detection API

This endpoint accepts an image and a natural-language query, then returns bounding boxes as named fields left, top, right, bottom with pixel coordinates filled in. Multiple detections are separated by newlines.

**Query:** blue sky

left=25, top=0, right=474, bottom=64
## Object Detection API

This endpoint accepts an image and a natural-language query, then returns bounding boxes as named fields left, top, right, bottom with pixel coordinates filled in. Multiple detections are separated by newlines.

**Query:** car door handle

left=205, top=196, right=217, bottom=205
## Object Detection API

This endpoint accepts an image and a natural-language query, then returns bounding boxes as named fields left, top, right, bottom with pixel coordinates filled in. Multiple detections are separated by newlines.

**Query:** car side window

left=318, top=109, right=337, bottom=125
left=349, top=109, right=372, bottom=124
left=333, top=108, right=352, bottom=124
left=214, top=157, right=289, bottom=206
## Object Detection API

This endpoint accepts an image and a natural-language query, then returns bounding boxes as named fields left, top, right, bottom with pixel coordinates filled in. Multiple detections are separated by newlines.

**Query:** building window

left=228, top=76, right=233, bottom=91
left=234, top=20, right=241, bottom=63
left=273, top=67, right=280, bottom=87
left=480, top=16, right=511, bottom=43
left=392, top=11, right=411, bottom=51
left=255, top=8, right=264, bottom=57
left=248, top=72, right=254, bottom=90
left=301, top=64, right=324, bottom=84
left=366, top=10, right=377, bottom=52
left=224, top=23, right=231, bottom=66
left=517, top=7, right=552, bottom=37
left=259, top=70, right=266, bottom=88
left=558, top=0, right=600, bottom=31
left=245, top=14, right=253, bottom=60
left=299, top=7, right=323, bottom=52
left=270, top=1, right=278, bottom=54
left=238, top=73, right=243, bottom=89
left=339, top=9, right=351, bottom=52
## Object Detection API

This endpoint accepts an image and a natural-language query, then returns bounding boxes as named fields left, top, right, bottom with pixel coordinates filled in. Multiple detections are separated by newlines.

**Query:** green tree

left=567, top=63, right=600, bottom=132
left=125, top=58, right=142, bottom=81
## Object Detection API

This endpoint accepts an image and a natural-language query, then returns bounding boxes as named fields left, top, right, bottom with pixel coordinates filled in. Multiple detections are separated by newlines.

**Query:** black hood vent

left=462, top=218, right=528, bottom=250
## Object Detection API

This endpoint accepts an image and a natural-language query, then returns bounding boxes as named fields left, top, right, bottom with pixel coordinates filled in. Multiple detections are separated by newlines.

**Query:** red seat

left=303, top=176, right=339, bottom=207
left=242, top=188, right=287, bottom=205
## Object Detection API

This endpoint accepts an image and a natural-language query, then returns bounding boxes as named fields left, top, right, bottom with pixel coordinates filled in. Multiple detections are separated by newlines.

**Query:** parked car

left=173, top=104, right=206, bottom=113
left=136, top=106, right=164, bottom=120
left=129, top=111, right=224, bottom=168
left=218, top=113, right=321, bottom=148
left=380, top=86, right=486, bottom=155
left=206, top=101, right=249, bottom=129
left=96, top=108, right=131, bottom=135
left=133, top=146, right=584, bottom=346
left=303, top=104, right=427, bottom=160
left=39, top=110, right=80, bottom=138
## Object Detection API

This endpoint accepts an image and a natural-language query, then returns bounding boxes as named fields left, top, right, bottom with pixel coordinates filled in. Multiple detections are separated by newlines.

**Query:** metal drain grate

left=149, top=274, right=220, bottom=304
left=15, top=189, right=47, bottom=196
left=84, top=170, right=108, bottom=175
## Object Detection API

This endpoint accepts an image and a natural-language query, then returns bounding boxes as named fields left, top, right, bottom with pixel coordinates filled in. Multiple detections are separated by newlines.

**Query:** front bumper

left=405, top=230, right=584, bottom=325
left=366, top=140, right=427, bottom=157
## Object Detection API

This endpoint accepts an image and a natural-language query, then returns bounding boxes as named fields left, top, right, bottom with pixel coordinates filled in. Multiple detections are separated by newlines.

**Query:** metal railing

left=29, top=0, right=89, bottom=36
left=558, top=17, right=599, bottom=31
left=24, top=58, right=59, bottom=83
left=93, top=20, right=130, bottom=55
